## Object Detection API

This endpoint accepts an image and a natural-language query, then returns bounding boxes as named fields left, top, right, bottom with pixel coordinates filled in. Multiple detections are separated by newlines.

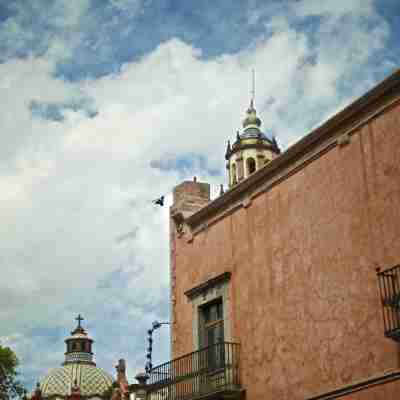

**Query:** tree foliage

left=0, top=345, right=24, bottom=400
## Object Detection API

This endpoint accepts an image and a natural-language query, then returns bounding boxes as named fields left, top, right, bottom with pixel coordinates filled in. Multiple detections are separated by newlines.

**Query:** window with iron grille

left=377, top=265, right=400, bottom=341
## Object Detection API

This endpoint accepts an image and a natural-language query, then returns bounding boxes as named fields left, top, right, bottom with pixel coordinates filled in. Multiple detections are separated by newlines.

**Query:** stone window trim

left=184, top=272, right=232, bottom=351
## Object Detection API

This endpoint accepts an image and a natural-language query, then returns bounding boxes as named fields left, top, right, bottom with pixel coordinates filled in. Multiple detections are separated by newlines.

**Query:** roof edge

left=186, top=68, right=400, bottom=229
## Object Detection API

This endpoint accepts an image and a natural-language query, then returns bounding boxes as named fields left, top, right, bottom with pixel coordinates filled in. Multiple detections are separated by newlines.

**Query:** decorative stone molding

left=337, top=132, right=351, bottom=147
left=184, top=272, right=231, bottom=300
left=171, top=210, right=185, bottom=236
left=186, top=227, right=194, bottom=243
left=241, top=195, right=252, bottom=209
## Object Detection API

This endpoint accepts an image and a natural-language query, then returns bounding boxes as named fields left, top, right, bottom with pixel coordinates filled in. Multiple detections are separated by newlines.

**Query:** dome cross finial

left=75, top=314, right=84, bottom=328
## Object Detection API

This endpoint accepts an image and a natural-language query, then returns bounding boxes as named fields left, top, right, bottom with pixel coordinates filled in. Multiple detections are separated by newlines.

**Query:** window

left=200, top=299, right=225, bottom=370
left=203, top=300, right=224, bottom=346
left=247, top=157, right=256, bottom=175
left=185, top=271, right=231, bottom=352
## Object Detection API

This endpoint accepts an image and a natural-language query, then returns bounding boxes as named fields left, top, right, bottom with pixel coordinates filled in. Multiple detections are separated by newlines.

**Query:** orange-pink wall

left=170, top=102, right=400, bottom=399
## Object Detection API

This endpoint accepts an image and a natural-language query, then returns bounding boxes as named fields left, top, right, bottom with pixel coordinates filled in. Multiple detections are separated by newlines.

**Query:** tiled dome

left=40, top=361, right=113, bottom=397
left=34, top=316, right=114, bottom=399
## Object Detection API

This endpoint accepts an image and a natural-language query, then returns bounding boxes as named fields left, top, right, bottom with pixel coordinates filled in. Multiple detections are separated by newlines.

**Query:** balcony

left=377, top=265, right=400, bottom=341
left=147, top=342, right=242, bottom=400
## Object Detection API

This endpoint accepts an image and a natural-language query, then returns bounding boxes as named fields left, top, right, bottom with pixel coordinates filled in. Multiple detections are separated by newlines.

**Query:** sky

left=0, top=0, right=399, bottom=392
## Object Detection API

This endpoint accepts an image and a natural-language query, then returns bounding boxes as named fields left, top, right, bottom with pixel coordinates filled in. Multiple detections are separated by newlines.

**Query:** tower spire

left=250, top=68, right=255, bottom=109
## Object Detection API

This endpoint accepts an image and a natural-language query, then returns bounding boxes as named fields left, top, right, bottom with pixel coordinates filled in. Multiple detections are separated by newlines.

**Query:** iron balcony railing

left=377, top=265, right=400, bottom=341
left=147, top=342, right=241, bottom=400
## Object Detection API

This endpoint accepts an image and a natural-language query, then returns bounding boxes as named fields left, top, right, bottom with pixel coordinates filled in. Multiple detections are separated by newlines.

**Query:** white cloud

left=0, top=0, right=393, bottom=389
left=110, top=0, right=145, bottom=15
left=291, top=0, right=375, bottom=18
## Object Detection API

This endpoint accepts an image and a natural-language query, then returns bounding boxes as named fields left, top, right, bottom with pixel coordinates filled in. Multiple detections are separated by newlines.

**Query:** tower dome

left=35, top=316, right=113, bottom=400
left=225, top=98, right=280, bottom=188
left=242, top=99, right=262, bottom=130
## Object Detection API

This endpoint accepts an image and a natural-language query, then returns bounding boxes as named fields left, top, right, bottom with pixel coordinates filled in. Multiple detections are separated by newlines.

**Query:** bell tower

left=225, top=71, right=280, bottom=187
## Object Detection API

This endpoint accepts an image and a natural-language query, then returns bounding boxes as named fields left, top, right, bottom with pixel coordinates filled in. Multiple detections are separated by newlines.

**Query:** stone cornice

left=184, top=272, right=231, bottom=300
left=185, top=68, right=400, bottom=235
left=306, top=369, right=400, bottom=400
left=226, top=140, right=280, bottom=159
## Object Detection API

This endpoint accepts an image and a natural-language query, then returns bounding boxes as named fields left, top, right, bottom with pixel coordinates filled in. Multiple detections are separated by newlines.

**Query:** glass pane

left=216, top=323, right=224, bottom=342
left=206, top=322, right=224, bottom=346
left=203, top=306, right=210, bottom=323
left=200, top=299, right=224, bottom=348
left=210, top=304, right=218, bottom=322
left=217, top=302, right=223, bottom=319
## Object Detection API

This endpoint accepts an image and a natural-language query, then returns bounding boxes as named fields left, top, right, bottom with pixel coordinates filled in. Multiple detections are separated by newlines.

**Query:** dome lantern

left=225, top=70, right=281, bottom=187
left=64, top=315, right=95, bottom=365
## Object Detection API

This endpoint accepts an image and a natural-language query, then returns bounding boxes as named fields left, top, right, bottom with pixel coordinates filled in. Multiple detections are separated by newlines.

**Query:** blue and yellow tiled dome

left=40, top=363, right=113, bottom=397
left=38, top=316, right=113, bottom=399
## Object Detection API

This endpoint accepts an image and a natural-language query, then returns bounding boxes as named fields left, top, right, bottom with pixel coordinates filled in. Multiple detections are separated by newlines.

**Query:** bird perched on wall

left=153, top=195, right=164, bottom=206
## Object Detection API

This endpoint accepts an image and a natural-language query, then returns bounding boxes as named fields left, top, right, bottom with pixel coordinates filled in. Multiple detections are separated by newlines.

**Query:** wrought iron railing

left=377, top=265, right=400, bottom=341
left=147, top=342, right=240, bottom=400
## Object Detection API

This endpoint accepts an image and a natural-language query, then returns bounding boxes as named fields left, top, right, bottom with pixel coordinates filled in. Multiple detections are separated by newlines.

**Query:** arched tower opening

left=246, top=157, right=256, bottom=175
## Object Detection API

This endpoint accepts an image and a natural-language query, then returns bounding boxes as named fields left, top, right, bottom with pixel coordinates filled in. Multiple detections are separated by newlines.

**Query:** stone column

left=131, top=373, right=148, bottom=400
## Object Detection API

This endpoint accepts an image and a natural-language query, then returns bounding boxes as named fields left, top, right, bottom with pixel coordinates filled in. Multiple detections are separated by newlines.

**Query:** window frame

left=184, top=272, right=232, bottom=351
left=199, top=298, right=224, bottom=349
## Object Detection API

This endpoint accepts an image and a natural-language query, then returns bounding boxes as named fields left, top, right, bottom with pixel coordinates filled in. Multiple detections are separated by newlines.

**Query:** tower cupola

left=64, top=315, right=95, bottom=365
left=225, top=72, right=280, bottom=187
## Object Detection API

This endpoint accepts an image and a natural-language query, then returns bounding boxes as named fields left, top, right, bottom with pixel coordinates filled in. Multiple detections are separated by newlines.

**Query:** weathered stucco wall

left=170, top=100, right=400, bottom=400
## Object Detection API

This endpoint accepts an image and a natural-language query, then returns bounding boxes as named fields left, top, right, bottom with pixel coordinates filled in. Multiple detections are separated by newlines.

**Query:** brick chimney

left=169, top=177, right=210, bottom=356
left=170, top=177, right=210, bottom=232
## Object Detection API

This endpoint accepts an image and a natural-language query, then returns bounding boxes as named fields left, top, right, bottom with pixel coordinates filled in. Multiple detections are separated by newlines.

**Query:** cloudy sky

left=0, top=0, right=399, bottom=391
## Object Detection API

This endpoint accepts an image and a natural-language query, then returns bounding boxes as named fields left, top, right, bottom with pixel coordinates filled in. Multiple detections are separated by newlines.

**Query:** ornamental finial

left=242, top=69, right=261, bottom=128
left=75, top=314, right=84, bottom=328
left=250, top=68, right=255, bottom=110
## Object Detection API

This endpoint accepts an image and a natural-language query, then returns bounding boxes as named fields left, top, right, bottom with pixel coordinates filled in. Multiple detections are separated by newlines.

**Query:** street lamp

left=145, top=321, right=170, bottom=374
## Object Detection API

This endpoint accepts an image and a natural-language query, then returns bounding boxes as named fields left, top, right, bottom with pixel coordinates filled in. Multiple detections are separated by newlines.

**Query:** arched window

left=247, top=157, right=256, bottom=175
left=232, top=163, right=237, bottom=185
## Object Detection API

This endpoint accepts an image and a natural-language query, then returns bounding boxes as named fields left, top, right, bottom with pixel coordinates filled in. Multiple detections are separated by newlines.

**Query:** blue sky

left=0, top=0, right=399, bottom=392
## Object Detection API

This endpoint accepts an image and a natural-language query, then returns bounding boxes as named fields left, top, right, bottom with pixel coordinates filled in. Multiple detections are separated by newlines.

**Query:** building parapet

left=182, top=68, right=400, bottom=237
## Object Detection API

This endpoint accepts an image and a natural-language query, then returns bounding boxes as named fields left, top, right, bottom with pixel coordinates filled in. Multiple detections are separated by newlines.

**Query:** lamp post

left=145, top=321, right=170, bottom=374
